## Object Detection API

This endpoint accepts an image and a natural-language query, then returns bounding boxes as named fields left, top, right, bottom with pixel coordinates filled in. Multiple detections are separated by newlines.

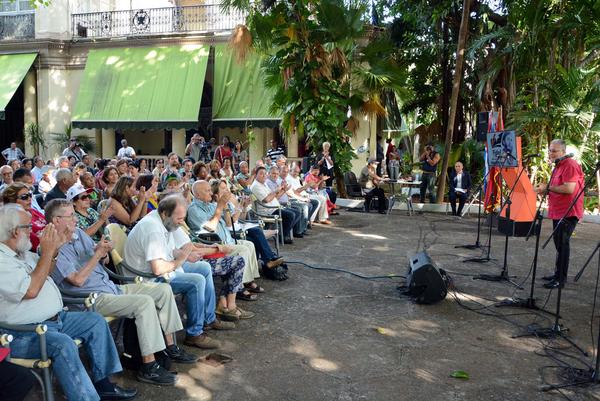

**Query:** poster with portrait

left=487, top=130, right=518, bottom=167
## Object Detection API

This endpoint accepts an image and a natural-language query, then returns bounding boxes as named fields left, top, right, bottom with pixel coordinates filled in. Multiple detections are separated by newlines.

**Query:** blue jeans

left=245, top=226, right=277, bottom=261
left=6, top=311, right=122, bottom=401
left=167, top=261, right=216, bottom=337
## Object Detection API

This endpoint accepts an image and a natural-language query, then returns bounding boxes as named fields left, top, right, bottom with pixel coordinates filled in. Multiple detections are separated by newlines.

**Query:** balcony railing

left=72, top=4, right=246, bottom=39
left=0, top=13, right=35, bottom=40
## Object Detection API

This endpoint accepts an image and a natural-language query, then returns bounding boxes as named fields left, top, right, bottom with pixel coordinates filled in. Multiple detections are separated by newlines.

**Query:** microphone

left=554, top=153, right=574, bottom=164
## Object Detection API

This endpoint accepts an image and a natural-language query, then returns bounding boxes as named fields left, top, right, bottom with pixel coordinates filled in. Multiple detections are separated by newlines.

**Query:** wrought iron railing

left=0, top=13, right=35, bottom=40
left=72, top=4, right=246, bottom=39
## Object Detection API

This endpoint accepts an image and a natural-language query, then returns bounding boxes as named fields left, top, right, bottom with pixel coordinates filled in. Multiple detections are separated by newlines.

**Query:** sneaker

left=137, top=361, right=177, bottom=386
left=184, top=333, right=221, bottom=349
left=204, top=318, right=236, bottom=331
left=164, top=345, right=198, bottom=364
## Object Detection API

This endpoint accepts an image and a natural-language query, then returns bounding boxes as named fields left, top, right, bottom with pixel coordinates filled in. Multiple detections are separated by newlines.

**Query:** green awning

left=72, top=45, right=209, bottom=129
left=212, top=44, right=280, bottom=128
left=0, top=53, right=37, bottom=120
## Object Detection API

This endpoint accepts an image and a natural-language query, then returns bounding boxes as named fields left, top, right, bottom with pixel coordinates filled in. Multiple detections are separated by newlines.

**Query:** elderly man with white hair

left=0, top=204, right=137, bottom=401
left=44, top=168, right=76, bottom=204
left=188, top=180, right=274, bottom=299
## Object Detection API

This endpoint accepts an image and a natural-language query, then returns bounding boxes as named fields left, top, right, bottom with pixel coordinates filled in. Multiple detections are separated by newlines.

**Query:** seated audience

left=135, top=174, right=160, bottom=212
left=448, top=161, right=472, bottom=216
left=0, top=204, right=137, bottom=401
left=124, top=195, right=245, bottom=349
left=109, top=176, right=148, bottom=229
left=287, top=163, right=330, bottom=224
left=81, top=171, right=102, bottom=209
left=192, top=161, right=208, bottom=181
left=235, top=161, right=254, bottom=193
left=47, top=199, right=196, bottom=385
left=267, top=166, right=307, bottom=237
left=188, top=180, right=266, bottom=299
left=160, top=153, right=181, bottom=188
left=250, top=166, right=300, bottom=244
left=280, top=165, right=319, bottom=227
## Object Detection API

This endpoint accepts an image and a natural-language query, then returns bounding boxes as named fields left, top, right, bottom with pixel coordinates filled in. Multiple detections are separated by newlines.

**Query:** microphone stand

left=455, top=168, right=492, bottom=250
left=473, top=155, right=524, bottom=289
left=497, top=156, right=556, bottom=312
left=463, top=154, right=510, bottom=264
left=514, top=157, right=595, bottom=355
left=540, top=242, right=600, bottom=392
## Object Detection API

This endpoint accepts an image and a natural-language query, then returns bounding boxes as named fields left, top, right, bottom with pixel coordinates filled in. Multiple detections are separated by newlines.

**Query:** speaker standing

left=534, top=139, right=584, bottom=289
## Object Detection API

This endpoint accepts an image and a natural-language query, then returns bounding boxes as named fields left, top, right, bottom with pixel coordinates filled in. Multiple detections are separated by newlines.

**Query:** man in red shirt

left=534, top=139, right=584, bottom=289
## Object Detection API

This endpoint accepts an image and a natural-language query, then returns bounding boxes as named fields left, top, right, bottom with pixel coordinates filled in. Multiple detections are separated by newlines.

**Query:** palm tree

left=223, top=0, right=407, bottom=196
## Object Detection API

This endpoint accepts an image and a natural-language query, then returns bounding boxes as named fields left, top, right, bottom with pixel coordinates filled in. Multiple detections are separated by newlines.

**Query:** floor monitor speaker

left=406, top=252, right=448, bottom=304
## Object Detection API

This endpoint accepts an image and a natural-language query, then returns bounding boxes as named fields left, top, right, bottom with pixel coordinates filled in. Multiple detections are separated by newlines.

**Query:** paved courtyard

left=38, top=210, right=600, bottom=401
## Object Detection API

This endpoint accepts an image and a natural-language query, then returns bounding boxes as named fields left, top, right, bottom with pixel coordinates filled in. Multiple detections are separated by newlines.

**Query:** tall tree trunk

left=441, top=18, right=451, bottom=135
left=436, top=0, right=472, bottom=203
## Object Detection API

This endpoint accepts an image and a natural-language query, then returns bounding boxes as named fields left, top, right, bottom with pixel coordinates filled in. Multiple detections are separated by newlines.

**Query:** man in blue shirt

left=45, top=199, right=197, bottom=386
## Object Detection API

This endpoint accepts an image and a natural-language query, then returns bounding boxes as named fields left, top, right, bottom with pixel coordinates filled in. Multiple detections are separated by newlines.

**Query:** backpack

left=120, top=318, right=172, bottom=371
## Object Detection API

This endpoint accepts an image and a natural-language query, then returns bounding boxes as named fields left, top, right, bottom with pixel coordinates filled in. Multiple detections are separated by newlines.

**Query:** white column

left=23, top=69, right=38, bottom=157
left=172, top=128, right=186, bottom=157
left=102, top=128, right=115, bottom=158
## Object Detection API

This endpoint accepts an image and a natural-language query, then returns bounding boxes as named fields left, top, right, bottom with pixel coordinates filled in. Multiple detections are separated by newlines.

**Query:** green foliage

left=51, top=125, right=96, bottom=154
left=224, top=0, right=406, bottom=195
left=24, top=122, right=45, bottom=155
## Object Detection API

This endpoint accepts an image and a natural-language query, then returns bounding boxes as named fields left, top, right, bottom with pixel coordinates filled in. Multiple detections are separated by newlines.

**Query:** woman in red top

left=304, top=166, right=338, bottom=215
left=2, top=183, right=46, bottom=252
left=214, top=136, right=233, bottom=165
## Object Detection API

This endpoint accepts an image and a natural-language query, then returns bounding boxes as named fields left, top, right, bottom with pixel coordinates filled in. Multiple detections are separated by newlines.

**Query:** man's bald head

left=192, top=180, right=212, bottom=202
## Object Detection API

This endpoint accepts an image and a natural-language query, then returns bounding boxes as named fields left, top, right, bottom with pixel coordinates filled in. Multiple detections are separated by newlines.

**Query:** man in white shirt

left=282, top=164, right=328, bottom=225
left=250, top=166, right=299, bottom=244
left=0, top=204, right=136, bottom=401
left=124, top=195, right=239, bottom=349
left=117, top=139, right=136, bottom=159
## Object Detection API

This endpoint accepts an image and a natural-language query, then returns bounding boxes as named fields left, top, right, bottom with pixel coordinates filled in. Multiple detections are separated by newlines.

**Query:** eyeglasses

left=75, top=194, right=90, bottom=201
left=16, top=224, right=32, bottom=231
left=17, top=192, right=32, bottom=200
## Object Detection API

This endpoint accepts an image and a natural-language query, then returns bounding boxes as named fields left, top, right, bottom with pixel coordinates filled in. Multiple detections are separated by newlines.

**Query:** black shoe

left=543, top=280, right=564, bottom=289
left=284, top=237, right=293, bottom=244
left=542, top=274, right=558, bottom=281
left=164, top=345, right=198, bottom=364
left=293, top=233, right=304, bottom=238
left=98, top=385, right=138, bottom=401
left=137, top=361, right=178, bottom=386
left=378, top=210, right=387, bottom=214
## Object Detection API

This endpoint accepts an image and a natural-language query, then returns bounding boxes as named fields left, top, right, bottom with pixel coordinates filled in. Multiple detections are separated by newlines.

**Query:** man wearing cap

left=62, top=138, right=86, bottom=161
left=46, top=198, right=198, bottom=386
left=117, top=140, right=136, bottom=160
left=359, top=158, right=387, bottom=214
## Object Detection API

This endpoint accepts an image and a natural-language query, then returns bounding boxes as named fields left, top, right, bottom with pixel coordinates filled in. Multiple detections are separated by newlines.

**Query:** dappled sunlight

left=403, top=319, right=441, bottom=333
left=344, top=230, right=388, bottom=240
left=288, top=335, right=341, bottom=373
left=413, top=368, right=436, bottom=383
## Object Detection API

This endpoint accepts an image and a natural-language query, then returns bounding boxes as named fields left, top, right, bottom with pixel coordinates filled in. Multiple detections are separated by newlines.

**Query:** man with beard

left=0, top=204, right=137, bottom=401
left=124, top=195, right=246, bottom=349
left=46, top=199, right=197, bottom=386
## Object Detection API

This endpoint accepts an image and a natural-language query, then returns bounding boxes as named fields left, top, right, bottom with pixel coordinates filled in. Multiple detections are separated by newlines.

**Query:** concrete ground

left=36, top=209, right=600, bottom=400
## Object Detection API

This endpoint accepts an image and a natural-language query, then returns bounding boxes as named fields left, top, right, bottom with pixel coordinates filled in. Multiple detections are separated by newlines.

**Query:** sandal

left=236, top=290, right=258, bottom=301
left=245, top=282, right=266, bottom=293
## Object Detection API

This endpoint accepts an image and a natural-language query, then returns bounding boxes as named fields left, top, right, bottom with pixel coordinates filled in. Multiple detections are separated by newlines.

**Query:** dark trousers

left=308, top=199, right=319, bottom=221
left=245, top=226, right=277, bottom=261
left=276, top=208, right=301, bottom=239
left=326, top=188, right=337, bottom=204
left=364, top=187, right=386, bottom=212
left=552, top=217, right=578, bottom=283
left=0, top=361, right=34, bottom=401
left=449, top=191, right=468, bottom=216
left=419, top=173, right=436, bottom=203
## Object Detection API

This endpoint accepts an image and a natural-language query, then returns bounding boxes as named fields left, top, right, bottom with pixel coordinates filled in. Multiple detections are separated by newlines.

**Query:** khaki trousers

left=228, top=239, right=261, bottom=284
left=94, top=282, right=183, bottom=357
